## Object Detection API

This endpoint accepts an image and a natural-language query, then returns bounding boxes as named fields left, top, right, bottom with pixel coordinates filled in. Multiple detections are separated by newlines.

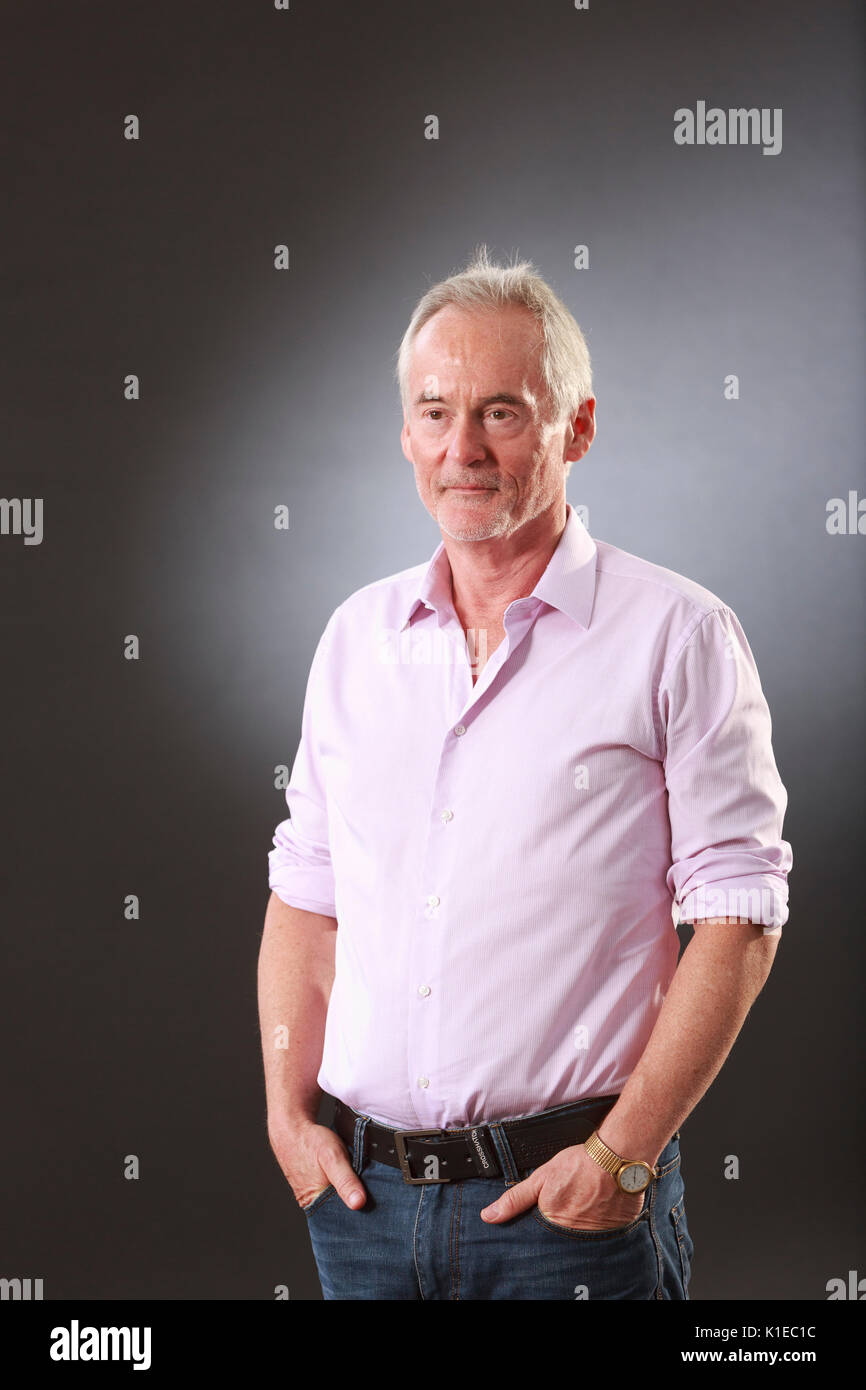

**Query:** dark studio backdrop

left=1, top=0, right=863, bottom=1302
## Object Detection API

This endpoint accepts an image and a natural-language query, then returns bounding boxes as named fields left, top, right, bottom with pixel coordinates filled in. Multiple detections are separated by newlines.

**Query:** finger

left=320, top=1151, right=367, bottom=1210
left=298, top=1181, right=331, bottom=1209
left=480, top=1174, right=540, bottom=1223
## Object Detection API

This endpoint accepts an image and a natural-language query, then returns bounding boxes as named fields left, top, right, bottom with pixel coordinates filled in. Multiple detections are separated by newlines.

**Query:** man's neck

left=444, top=498, right=568, bottom=625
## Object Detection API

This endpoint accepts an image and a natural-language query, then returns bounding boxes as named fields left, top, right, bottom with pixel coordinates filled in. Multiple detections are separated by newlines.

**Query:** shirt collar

left=398, top=501, right=598, bottom=632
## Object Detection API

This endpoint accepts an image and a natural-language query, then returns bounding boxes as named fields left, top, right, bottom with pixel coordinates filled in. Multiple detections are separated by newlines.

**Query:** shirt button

left=418, top=984, right=431, bottom=997
left=426, top=894, right=440, bottom=909
left=454, top=723, right=466, bottom=736
left=417, top=1076, right=430, bottom=1089
left=440, top=809, right=453, bottom=822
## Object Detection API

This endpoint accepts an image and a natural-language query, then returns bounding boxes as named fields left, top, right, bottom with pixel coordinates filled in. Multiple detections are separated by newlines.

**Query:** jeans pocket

left=300, top=1183, right=336, bottom=1215
left=530, top=1187, right=649, bottom=1240
left=671, top=1194, right=693, bottom=1292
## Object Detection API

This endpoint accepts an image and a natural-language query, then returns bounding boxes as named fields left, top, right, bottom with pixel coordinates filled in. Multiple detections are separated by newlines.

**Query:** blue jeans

left=302, top=1097, right=694, bottom=1300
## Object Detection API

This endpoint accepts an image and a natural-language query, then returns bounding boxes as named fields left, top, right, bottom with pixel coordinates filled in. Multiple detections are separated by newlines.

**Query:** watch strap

left=584, top=1129, right=658, bottom=1184
left=584, top=1129, right=626, bottom=1178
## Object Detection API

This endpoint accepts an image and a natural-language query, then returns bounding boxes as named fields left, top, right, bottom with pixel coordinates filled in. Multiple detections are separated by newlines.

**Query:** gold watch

left=584, top=1129, right=658, bottom=1194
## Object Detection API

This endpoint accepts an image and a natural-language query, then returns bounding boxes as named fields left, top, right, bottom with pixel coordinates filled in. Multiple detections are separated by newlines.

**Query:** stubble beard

left=430, top=485, right=515, bottom=542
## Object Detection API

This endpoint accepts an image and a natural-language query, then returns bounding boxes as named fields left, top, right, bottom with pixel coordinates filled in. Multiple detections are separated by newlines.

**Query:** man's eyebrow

left=413, top=391, right=529, bottom=408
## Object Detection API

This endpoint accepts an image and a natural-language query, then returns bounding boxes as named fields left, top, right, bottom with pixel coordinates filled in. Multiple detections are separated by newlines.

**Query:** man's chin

left=437, top=505, right=510, bottom=542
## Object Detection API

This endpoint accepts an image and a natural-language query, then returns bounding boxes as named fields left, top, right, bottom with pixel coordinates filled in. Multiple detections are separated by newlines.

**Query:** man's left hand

left=479, top=1142, right=645, bottom=1229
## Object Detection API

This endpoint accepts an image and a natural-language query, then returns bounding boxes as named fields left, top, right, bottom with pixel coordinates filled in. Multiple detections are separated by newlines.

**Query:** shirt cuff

left=268, top=885, right=337, bottom=916
left=268, top=837, right=336, bottom=918
left=673, top=874, right=788, bottom=932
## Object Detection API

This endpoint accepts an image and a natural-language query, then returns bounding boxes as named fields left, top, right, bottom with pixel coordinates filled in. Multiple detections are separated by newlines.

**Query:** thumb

left=480, top=1173, right=541, bottom=1223
left=323, top=1150, right=367, bottom=1211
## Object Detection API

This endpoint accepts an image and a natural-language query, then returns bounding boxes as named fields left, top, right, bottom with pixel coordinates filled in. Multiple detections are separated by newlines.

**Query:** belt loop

left=351, top=1113, right=370, bottom=1174
left=486, top=1122, right=521, bottom=1187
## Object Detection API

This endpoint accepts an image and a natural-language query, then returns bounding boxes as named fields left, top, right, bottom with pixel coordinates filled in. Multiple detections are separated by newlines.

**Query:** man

left=258, top=247, right=792, bottom=1300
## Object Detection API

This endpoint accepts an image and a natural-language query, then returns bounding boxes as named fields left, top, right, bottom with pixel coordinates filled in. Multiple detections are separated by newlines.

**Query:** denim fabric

left=301, top=1099, right=694, bottom=1300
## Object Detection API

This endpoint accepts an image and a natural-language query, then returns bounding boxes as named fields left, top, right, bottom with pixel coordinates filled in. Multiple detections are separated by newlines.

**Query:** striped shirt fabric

left=268, top=502, right=792, bottom=1130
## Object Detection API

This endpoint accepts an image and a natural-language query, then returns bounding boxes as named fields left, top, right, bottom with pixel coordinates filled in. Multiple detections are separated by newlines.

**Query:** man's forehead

left=413, top=374, right=542, bottom=409
left=409, top=306, right=543, bottom=391
left=413, top=304, right=538, bottom=353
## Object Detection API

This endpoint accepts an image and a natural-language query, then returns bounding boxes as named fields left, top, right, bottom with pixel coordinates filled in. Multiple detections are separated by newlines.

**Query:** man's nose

left=445, top=416, right=487, bottom=464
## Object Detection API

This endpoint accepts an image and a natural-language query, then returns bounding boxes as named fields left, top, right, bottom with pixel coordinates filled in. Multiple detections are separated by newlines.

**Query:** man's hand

left=268, top=1117, right=367, bottom=1212
left=479, top=1142, right=644, bottom=1230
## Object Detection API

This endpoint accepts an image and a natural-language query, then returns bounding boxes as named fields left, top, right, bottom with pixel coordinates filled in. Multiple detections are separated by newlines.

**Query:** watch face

left=619, top=1163, right=651, bottom=1194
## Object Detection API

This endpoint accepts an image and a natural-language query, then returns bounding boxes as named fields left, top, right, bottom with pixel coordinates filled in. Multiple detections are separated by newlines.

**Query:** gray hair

left=395, top=244, right=593, bottom=428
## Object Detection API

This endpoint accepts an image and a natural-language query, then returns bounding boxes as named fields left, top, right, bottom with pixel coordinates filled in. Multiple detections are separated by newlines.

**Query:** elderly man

left=258, top=247, right=792, bottom=1301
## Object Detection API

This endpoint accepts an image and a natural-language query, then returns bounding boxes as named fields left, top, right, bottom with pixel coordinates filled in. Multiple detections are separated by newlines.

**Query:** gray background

left=1, top=0, right=863, bottom=1299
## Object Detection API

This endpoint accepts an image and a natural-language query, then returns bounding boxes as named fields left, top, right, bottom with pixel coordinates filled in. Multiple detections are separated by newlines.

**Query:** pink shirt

left=268, top=503, right=792, bottom=1130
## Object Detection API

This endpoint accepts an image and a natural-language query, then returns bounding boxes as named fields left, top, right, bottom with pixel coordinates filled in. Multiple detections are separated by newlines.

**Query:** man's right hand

left=268, top=1117, right=367, bottom=1212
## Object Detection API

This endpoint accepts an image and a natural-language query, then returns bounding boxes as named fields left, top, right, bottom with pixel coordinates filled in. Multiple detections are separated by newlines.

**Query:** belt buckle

left=393, top=1128, right=451, bottom=1184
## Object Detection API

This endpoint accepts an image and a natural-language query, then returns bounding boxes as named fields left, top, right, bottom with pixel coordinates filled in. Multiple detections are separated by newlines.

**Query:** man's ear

left=400, top=419, right=414, bottom=465
left=564, top=398, right=596, bottom=464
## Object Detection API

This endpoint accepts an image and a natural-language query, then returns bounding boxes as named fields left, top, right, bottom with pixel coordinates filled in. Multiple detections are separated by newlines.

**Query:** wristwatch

left=584, top=1130, right=658, bottom=1194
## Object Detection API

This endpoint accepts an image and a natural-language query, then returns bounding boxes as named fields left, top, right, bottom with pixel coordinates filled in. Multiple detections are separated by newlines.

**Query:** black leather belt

left=332, top=1094, right=620, bottom=1184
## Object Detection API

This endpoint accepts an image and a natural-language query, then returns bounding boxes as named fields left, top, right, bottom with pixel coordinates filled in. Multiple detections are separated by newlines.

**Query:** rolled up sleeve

left=268, top=616, right=337, bottom=917
left=660, top=606, right=792, bottom=932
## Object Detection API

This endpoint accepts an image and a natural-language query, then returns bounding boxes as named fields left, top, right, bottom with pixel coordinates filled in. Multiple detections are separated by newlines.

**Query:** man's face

left=400, top=304, right=595, bottom=543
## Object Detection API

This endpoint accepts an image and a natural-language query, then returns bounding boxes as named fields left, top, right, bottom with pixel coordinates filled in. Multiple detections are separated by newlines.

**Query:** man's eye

left=421, top=408, right=513, bottom=421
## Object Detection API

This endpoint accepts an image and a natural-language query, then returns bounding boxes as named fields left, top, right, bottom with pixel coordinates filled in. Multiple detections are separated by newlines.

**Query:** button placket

left=406, top=710, right=467, bottom=1126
